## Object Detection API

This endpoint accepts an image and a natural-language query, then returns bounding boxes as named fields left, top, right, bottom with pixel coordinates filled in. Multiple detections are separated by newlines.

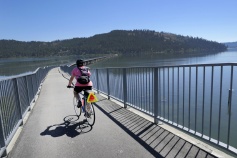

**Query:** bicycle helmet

left=76, top=59, right=84, bottom=67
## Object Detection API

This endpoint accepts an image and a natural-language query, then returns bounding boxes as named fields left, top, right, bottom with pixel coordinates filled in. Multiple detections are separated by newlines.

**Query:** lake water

left=89, top=48, right=237, bottom=68
left=1, top=49, right=236, bottom=79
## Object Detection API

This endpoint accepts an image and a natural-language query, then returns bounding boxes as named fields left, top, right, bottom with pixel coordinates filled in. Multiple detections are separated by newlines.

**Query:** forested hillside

left=0, top=30, right=227, bottom=58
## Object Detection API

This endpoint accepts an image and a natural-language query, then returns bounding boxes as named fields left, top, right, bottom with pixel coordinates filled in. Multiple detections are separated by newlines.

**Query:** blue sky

left=0, top=0, right=236, bottom=43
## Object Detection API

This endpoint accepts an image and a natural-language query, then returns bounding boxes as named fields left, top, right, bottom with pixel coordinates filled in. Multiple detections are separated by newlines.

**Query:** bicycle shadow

left=40, top=115, right=92, bottom=138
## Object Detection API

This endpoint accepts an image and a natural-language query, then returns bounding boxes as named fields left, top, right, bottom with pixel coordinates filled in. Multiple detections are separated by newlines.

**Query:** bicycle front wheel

left=73, top=96, right=81, bottom=116
left=85, top=103, right=95, bottom=126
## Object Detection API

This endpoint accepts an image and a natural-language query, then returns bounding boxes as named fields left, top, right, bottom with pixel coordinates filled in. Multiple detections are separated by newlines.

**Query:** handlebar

left=67, top=85, right=74, bottom=88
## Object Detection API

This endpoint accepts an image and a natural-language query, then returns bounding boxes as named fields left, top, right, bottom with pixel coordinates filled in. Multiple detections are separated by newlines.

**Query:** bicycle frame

left=73, top=88, right=95, bottom=126
left=79, top=90, right=89, bottom=113
left=67, top=85, right=96, bottom=126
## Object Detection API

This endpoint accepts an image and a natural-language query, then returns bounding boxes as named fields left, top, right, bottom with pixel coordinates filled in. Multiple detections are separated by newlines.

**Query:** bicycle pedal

left=84, top=113, right=91, bottom=118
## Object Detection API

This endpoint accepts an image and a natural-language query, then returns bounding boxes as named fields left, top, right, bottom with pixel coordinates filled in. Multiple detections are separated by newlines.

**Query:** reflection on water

left=90, top=49, right=237, bottom=68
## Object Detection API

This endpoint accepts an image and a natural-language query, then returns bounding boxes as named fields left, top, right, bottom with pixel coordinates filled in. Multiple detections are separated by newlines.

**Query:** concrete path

left=6, top=68, right=221, bottom=158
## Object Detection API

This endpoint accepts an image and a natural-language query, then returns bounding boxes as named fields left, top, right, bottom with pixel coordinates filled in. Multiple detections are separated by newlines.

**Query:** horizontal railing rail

left=0, top=66, right=54, bottom=157
left=61, top=63, right=237, bottom=155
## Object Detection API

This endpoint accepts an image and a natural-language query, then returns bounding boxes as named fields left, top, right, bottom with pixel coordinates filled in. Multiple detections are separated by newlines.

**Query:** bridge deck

left=6, top=68, right=225, bottom=158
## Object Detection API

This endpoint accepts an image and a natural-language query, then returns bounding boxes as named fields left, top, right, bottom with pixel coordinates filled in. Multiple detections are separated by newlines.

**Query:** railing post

left=96, top=69, right=99, bottom=94
left=30, top=75, right=33, bottom=102
left=24, top=76, right=31, bottom=109
left=32, top=73, right=37, bottom=102
left=154, top=68, right=158, bottom=124
left=107, top=68, right=110, bottom=100
left=29, top=75, right=34, bottom=104
left=123, top=68, right=127, bottom=108
left=0, top=97, right=7, bottom=157
left=227, top=65, right=234, bottom=149
left=13, top=78, right=23, bottom=126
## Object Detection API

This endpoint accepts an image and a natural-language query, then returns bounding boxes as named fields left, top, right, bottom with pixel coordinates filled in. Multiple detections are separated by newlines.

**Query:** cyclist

left=67, top=59, right=93, bottom=107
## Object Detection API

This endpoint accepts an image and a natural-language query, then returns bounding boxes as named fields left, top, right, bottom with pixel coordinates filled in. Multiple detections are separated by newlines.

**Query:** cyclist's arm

left=68, top=75, right=75, bottom=86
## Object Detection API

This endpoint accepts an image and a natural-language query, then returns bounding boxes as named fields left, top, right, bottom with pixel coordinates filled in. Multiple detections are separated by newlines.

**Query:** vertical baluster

left=209, top=66, right=214, bottom=140
left=202, top=66, right=206, bottom=136
left=183, top=67, right=185, bottom=127
left=106, top=68, right=110, bottom=100
left=172, top=67, right=174, bottom=124
left=163, top=68, right=165, bottom=119
left=218, top=66, right=223, bottom=144
left=96, top=69, right=99, bottom=94
left=158, top=68, right=161, bottom=117
left=139, top=69, right=142, bottom=109
left=168, top=67, right=170, bottom=121
left=131, top=69, right=133, bottom=106
left=30, top=75, right=34, bottom=103
left=147, top=68, right=150, bottom=113
left=0, top=83, right=7, bottom=157
left=227, top=65, right=234, bottom=149
left=154, top=67, right=158, bottom=124
left=142, top=68, right=144, bottom=111
left=123, top=68, right=127, bottom=108
left=188, top=67, right=191, bottom=130
left=13, top=79, right=23, bottom=125
left=195, top=66, right=198, bottom=133
left=177, top=67, right=180, bottom=126
left=24, top=76, right=30, bottom=107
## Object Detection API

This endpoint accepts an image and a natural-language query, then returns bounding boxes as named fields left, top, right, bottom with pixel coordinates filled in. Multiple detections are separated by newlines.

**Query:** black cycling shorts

left=74, top=86, right=92, bottom=94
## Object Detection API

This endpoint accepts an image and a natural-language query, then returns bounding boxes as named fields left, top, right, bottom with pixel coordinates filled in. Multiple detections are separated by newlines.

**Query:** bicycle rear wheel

left=85, top=103, right=95, bottom=126
left=73, top=96, right=81, bottom=116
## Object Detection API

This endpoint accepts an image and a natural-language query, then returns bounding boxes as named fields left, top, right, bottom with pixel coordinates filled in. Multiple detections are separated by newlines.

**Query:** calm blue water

left=90, top=48, right=237, bottom=68
left=1, top=49, right=237, bottom=79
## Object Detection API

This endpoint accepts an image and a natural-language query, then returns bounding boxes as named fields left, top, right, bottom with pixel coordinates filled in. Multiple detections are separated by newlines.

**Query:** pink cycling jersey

left=71, top=66, right=93, bottom=87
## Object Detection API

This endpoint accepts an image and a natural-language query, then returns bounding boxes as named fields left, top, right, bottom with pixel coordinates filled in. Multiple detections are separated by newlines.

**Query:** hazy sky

left=1, top=0, right=236, bottom=43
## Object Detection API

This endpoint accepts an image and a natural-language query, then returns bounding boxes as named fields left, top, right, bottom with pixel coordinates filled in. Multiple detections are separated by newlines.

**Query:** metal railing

left=60, top=63, right=237, bottom=154
left=0, top=66, right=53, bottom=157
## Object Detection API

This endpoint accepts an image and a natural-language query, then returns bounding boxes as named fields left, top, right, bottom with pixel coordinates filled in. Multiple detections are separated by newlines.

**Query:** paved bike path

left=7, top=68, right=155, bottom=158
left=7, top=68, right=226, bottom=158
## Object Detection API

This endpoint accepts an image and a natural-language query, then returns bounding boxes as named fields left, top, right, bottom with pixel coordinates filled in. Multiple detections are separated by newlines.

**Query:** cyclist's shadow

left=40, top=115, right=92, bottom=138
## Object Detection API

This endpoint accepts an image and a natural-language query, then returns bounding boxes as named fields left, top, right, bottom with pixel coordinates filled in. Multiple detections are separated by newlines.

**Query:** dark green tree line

left=0, top=30, right=227, bottom=58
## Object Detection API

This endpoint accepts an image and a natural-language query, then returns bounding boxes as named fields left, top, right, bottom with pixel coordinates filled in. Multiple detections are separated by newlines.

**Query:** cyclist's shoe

left=84, top=112, right=91, bottom=118
left=77, top=100, right=82, bottom=108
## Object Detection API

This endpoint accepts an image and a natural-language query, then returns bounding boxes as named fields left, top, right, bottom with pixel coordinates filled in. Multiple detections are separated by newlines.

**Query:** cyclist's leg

left=73, top=91, right=79, bottom=101
left=83, top=86, right=92, bottom=98
left=79, top=86, right=95, bottom=125
left=74, top=86, right=83, bottom=107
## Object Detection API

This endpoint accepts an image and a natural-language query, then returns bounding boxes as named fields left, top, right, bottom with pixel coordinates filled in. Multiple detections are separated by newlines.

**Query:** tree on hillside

left=0, top=30, right=227, bottom=58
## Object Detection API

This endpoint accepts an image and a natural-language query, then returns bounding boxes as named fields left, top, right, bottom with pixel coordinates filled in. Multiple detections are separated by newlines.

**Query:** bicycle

left=67, top=86, right=96, bottom=126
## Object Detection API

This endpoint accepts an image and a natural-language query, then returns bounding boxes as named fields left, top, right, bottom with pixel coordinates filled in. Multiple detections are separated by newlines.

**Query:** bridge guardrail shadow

left=94, top=95, right=218, bottom=158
